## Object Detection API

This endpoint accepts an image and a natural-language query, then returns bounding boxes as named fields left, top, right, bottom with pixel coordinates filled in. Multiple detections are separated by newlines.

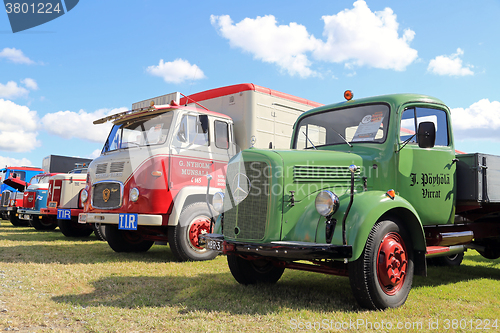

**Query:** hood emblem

left=231, top=173, right=251, bottom=204
left=103, top=188, right=110, bottom=202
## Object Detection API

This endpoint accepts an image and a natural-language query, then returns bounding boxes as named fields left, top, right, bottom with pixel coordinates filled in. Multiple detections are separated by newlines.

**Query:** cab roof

left=296, top=93, right=447, bottom=123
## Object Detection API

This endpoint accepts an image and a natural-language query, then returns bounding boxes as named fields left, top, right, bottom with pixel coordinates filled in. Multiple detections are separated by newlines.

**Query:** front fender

left=345, top=191, right=425, bottom=262
left=168, top=186, right=221, bottom=226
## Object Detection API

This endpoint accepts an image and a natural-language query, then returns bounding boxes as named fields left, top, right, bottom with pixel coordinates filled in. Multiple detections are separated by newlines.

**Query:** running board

left=426, top=245, right=465, bottom=258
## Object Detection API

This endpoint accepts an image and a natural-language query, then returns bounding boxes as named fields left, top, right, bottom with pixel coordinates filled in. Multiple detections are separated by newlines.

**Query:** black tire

left=30, top=215, right=57, bottom=231
left=168, top=202, right=218, bottom=262
left=104, top=224, right=154, bottom=252
left=93, top=223, right=107, bottom=241
left=227, top=254, right=285, bottom=284
left=57, top=218, right=93, bottom=237
left=349, top=219, right=414, bottom=310
left=9, top=212, right=29, bottom=227
left=428, top=252, right=464, bottom=266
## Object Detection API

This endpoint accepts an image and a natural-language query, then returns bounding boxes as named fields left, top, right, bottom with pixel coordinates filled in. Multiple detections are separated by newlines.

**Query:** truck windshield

left=293, top=104, right=390, bottom=149
left=101, top=112, right=174, bottom=153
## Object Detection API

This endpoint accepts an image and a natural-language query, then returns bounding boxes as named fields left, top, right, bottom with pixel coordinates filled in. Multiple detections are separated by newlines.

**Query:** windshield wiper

left=302, top=131, right=317, bottom=150
left=331, top=128, right=352, bottom=147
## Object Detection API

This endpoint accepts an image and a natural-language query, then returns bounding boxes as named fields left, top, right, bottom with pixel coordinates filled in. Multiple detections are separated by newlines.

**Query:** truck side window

left=415, top=108, right=449, bottom=146
left=400, top=108, right=449, bottom=146
left=215, top=120, right=229, bottom=149
left=177, top=115, right=209, bottom=146
left=400, top=109, right=416, bottom=143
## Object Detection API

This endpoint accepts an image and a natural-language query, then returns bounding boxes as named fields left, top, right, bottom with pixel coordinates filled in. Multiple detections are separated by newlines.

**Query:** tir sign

left=57, top=209, right=72, bottom=220
left=118, top=213, right=138, bottom=230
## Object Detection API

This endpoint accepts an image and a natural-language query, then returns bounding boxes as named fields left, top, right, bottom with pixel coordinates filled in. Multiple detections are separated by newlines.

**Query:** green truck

left=200, top=92, right=500, bottom=310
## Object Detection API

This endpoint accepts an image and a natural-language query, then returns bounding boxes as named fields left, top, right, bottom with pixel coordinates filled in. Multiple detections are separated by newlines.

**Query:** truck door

left=397, top=107, right=455, bottom=225
left=170, top=113, right=214, bottom=191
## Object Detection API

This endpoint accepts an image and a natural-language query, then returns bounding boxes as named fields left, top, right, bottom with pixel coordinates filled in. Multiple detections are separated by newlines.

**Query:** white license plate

left=206, top=239, right=223, bottom=251
left=19, top=214, right=31, bottom=220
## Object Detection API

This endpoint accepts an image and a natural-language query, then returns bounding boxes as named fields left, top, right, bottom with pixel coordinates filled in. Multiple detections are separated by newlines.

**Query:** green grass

left=0, top=220, right=499, bottom=332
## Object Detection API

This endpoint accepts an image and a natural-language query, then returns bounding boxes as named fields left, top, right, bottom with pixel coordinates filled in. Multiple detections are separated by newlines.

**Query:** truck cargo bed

left=456, top=153, right=500, bottom=204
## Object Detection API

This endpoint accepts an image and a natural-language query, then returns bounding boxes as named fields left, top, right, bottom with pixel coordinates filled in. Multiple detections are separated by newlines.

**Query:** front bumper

left=79, top=212, right=163, bottom=226
left=41, top=208, right=83, bottom=217
left=199, top=233, right=352, bottom=261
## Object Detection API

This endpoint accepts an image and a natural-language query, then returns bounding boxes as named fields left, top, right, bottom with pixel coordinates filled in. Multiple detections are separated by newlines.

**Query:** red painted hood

left=4, top=177, right=28, bottom=191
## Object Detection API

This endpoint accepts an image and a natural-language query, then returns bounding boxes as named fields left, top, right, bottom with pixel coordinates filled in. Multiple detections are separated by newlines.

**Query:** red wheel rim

left=188, top=217, right=211, bottom=250
left=376, top=232, right=408, bottom=295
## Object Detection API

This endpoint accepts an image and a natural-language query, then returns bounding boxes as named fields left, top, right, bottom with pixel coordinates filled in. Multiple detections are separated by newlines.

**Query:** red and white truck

left=41, top=168, right=96, bottom=237
left=79, top=83, right=321, bottom=261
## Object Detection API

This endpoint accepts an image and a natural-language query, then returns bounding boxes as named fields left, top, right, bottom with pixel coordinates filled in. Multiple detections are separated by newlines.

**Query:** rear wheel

left=168, top=202, right=217, bottom=262
left=105, top=224, right=154, bottom=252
left=227, top=254, right=285, bottom=284
left=57, top=217, right=93, bottom=237
left=30, top=215, right=57, bottom=231
left=349, top=219, right=414, bottom=310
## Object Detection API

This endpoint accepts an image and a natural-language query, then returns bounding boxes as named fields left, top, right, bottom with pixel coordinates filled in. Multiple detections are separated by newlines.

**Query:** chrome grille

left=293, top=165, right=361, bottom=182
left=223, top=161, right=269, bottom=240
left=96, top=163, right=108, bottom=174
left=92, top=181, right=123, bottom=209
left=1, top=191, right=10, bottom=207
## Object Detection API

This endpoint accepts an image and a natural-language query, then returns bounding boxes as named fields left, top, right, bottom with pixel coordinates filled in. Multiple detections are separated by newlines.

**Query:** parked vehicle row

left=3, top=84, right=497, bottom=310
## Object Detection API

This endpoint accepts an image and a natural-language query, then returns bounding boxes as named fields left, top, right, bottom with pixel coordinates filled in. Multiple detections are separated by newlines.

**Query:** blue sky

left=1, top=0, right=500, bottom=167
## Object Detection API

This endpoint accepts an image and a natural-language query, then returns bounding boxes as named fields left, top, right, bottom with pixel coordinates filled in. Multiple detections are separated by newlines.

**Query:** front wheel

left=227, top=254, right=285, bottom=284
left=30, top=215, right=57, bottom=231
left=168, top=202, right=218, bottom=262
left=57, top=218, right=93, bottom=237
left=349, top=219, right=414, bottom=310
left=10, top=211, right=29, bottom=227
left=104, top=224, right=154, bottom=252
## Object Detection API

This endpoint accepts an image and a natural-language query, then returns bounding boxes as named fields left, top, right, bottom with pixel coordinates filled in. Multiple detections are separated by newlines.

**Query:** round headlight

left=212, top=192, right=225, bottom=213
left=129, top=187, right=140, bottom=202
left=315, top=190, right=339, bottom=217
left=81, top=189, right=88, bottom=203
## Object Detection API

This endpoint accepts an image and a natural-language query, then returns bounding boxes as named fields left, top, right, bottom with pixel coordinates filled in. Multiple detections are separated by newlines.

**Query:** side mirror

left=417, top=121, right=436, bottom=148
left=199, top=115, right=209, bottom=134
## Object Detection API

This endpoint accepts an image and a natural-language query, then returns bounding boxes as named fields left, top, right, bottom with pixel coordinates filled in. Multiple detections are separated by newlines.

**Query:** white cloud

left=428, top=48, right=474, bottom=76
left=0, top=48, right=34, bottom=64
left=0, top=156, right=32, bottom=167
left=21, top=78, right=38, bottom=90
left=211, top=0, right=417, bottom=77
left=0, top=99, right=40, bottom=152
left=0, top=81, right=29, bottom=99
left=89, top=149, right=101, bottom=159
left=314, top=0, right=417, bottom=71
left=451, top=99, right=500, bottom=140
left=40, top=107, right=128, bottom=143
left=146, top=59, right=206, bottom=84
left=211, top=14, right=320, bottom=77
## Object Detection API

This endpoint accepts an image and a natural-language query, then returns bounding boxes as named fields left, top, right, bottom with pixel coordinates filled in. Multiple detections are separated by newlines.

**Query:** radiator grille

left=92, top=181, right=122, bottom=209
left=223, top=161, right=269, bottom=240
left=293, top=165, right=361, bottom=182
left=1, top=191, right=10, bottom=207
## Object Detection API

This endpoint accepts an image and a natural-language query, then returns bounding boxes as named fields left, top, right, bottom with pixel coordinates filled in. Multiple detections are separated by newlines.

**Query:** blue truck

left=0, top=166, right=45, bottom=226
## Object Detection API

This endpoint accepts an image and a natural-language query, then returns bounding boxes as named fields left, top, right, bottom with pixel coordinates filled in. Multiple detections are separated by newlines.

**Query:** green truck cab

left=200, top=92, right=500, bottom=310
